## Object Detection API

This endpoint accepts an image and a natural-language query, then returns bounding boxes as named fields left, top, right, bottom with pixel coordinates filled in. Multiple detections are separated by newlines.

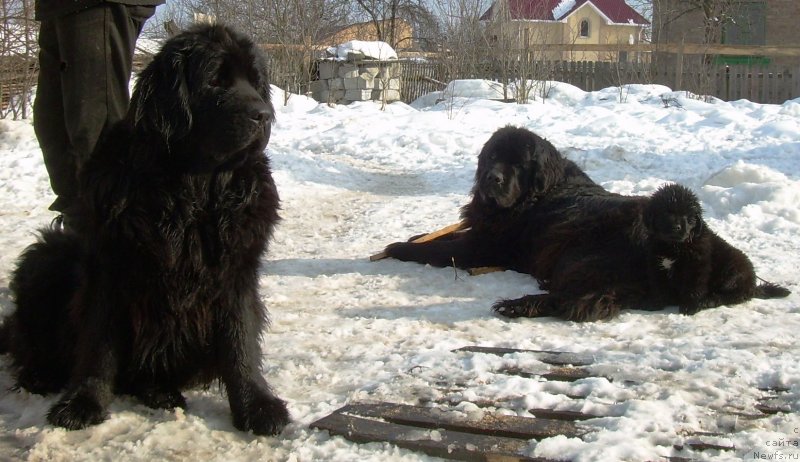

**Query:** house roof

left=480, top=0, right=649, bottom=25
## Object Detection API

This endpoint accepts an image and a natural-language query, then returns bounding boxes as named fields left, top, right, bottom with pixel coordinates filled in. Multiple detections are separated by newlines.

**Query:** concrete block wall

left=312, top=59, right=401, bottom=105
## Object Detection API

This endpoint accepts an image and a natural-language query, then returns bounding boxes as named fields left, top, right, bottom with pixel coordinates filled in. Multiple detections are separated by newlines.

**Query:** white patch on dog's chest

left=660, top=257, right=675, bottom=270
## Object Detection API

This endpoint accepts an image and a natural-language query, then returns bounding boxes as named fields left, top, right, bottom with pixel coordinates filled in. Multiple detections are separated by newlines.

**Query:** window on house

left=580, top=20, right=590, bottom=38
left=723, top=1, right=766, bottom=45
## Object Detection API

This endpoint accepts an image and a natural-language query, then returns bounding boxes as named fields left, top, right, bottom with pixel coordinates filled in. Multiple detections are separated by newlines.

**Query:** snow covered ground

left=0, top=80, right=799, bottom=461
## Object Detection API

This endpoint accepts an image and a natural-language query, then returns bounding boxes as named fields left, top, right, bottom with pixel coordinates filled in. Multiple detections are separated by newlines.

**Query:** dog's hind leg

left=5, top=228, right=82, bottom=394
left=559, top=292, right=622, bottom=322
left=753, top=282, right=791, bottom=299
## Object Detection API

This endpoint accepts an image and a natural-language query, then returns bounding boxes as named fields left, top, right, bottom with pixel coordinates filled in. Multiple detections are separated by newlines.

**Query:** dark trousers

left=33, top=4, right=155, bottom=212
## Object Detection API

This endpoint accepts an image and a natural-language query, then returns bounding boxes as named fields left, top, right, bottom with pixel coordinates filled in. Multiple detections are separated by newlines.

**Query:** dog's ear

left=253, top=54, right=272, bottom=104
left=642, top=204, right=656, bottom=233
left=130, top=49, right=192, bottom=142
left=531, top=140, right=561, bottom=194
left=690, top=213, right=704, bottom=238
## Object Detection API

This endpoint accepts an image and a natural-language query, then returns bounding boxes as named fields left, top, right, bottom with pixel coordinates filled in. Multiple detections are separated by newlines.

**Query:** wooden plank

left=310, top=412, right=553, bottom=462
left=468, top=266, right=505, bottom=276
left=755, top=401, right=793, bottom=415
left=757, top=386, right=791, bottom=393
left=674, top=441, right=735, bottom=452
left=453, top=346, right=594, bottom=367
left=340, top=402, right=587, bottom=440
left=370, top=220, right=468, bottom=261
left=498, top=366, right=595, bottom=383
left=756, top=391, right=794, bottom=414
left=528, top=409, right=602, bottom=421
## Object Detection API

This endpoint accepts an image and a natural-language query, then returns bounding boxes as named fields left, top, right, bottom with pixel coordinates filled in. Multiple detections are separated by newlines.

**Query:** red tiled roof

left=480, top=0, right=649, bottom=25
left=480, top=0, right=561, bottom=21
left=562, top=0, right=649, bottom=25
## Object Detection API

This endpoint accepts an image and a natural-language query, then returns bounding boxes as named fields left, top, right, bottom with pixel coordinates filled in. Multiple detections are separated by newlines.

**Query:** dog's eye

left=209, top=66, right=232, bottom=88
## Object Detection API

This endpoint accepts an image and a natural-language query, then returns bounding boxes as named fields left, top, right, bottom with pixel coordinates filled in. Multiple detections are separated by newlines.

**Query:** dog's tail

left=753, top=280, right=791, bottom=300
left=4, top=226, right=84, bottom=392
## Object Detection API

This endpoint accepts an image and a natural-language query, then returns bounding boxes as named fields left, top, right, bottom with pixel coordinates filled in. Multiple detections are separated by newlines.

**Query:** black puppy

left=0, top=24, right=289, bottom=435
left=643, top=183, right=790, bottom=314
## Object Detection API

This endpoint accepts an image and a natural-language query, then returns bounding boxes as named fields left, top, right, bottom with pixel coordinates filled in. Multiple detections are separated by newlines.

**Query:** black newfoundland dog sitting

left=383, top=126, right=645, bottom=321
left=0, top=24, right=289, bottom=435
left=642, top=183, right=790, bottom=314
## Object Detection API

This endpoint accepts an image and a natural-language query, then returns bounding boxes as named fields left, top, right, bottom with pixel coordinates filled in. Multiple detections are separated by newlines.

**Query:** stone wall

left=311, top=58, right=401, bottom=105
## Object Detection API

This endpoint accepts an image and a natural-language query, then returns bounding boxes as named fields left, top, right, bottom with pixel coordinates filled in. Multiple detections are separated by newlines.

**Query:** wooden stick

left=369, top=220, right=468, bottom=261
left=467, top=266, right=505, bottom=276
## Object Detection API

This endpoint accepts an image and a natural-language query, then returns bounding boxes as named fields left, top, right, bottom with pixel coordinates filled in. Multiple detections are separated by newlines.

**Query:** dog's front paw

left=136, top=387, right=187, bottom=410
left=679, top=304, right=702, bottom=315
left=383, top=242, right=415, bottom=261
left=47, top=394, right=107, bottom=430
left=232, top=392, right=290, bottom=436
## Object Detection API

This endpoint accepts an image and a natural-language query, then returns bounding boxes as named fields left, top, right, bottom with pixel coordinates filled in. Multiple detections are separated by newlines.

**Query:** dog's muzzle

left=480, top=164, right=518, bottom=208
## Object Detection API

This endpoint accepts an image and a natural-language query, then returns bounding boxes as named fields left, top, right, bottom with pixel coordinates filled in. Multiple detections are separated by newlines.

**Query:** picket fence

left=398, top=59, right=800, bottom=105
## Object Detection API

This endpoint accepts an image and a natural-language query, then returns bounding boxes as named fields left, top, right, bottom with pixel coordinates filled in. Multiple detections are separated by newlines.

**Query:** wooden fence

left=3, top=43, right=799, bottom=119
left=397, top=58, right=800, bottom=105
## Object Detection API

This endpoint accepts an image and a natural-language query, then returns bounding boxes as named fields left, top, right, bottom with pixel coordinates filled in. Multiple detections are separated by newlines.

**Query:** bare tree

left=652, top=0, right=743, bottom=98
left=653, top=0, right=739, bottom=45
left=0, top=0, right=37, bottom=120
left=429, top=0, right=492, bottom=76
left=482, top=0, right=566, bottom=103
left=426, top=0, right=493, bottom=116
left=353, top=0, right=431, bottom=50
left=680, top=0, right=738, bottom=44
left=261, top=0, right=353, bottom=103
left=159, top=0, right=354, bottom=102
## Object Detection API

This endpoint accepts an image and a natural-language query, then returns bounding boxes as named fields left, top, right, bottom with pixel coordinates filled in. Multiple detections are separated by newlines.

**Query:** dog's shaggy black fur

left=643, top=183, right=790, bottom=314
left=384, top=125, right=646, bottom=321
left=383, top=127, right=790, bottom=321
left=0, top=24, right=289, bottom=434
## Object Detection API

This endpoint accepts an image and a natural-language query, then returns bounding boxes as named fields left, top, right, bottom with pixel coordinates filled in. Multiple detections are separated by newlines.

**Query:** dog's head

left=473, top=126, right=563, bottom=209
left=130, top=23, right=273, bottom=169
left=644, top=183, right=705, bottom=243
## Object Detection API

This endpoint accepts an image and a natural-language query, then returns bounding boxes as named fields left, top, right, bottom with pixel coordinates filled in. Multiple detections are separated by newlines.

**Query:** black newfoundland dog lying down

left=0, top=24, right=289, bottom=434
left=383, top=126, right=790, bottom=321
left=384, top=126, right=632, bottom=321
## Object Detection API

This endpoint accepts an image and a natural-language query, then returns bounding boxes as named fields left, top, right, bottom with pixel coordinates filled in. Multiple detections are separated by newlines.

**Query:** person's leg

left=34, top=5, right=156, bottom=221
left=33, top=19, right=72, bottom=212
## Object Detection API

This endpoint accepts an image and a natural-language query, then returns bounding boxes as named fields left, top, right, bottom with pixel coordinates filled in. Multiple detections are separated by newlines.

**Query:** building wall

left=485, top=6, right=646, bottom=63
left=652, top=0, right=704, bottom=44
left=563, top=4, right=645, bottom=61
left=325, top=20, right=414, bottom=50
left=653, top=0, right=799, bottom=67
left=765, top=0, right=800, bottom=46
left=655, top=0, right=799, bottom=46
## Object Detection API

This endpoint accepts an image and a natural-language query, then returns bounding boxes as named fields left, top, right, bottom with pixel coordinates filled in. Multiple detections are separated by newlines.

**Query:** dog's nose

left=490, top=171, right=504, bottom=185
left=250, top=105, right=272, bottom=124
left=675, top=218, right=692, bottom=238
